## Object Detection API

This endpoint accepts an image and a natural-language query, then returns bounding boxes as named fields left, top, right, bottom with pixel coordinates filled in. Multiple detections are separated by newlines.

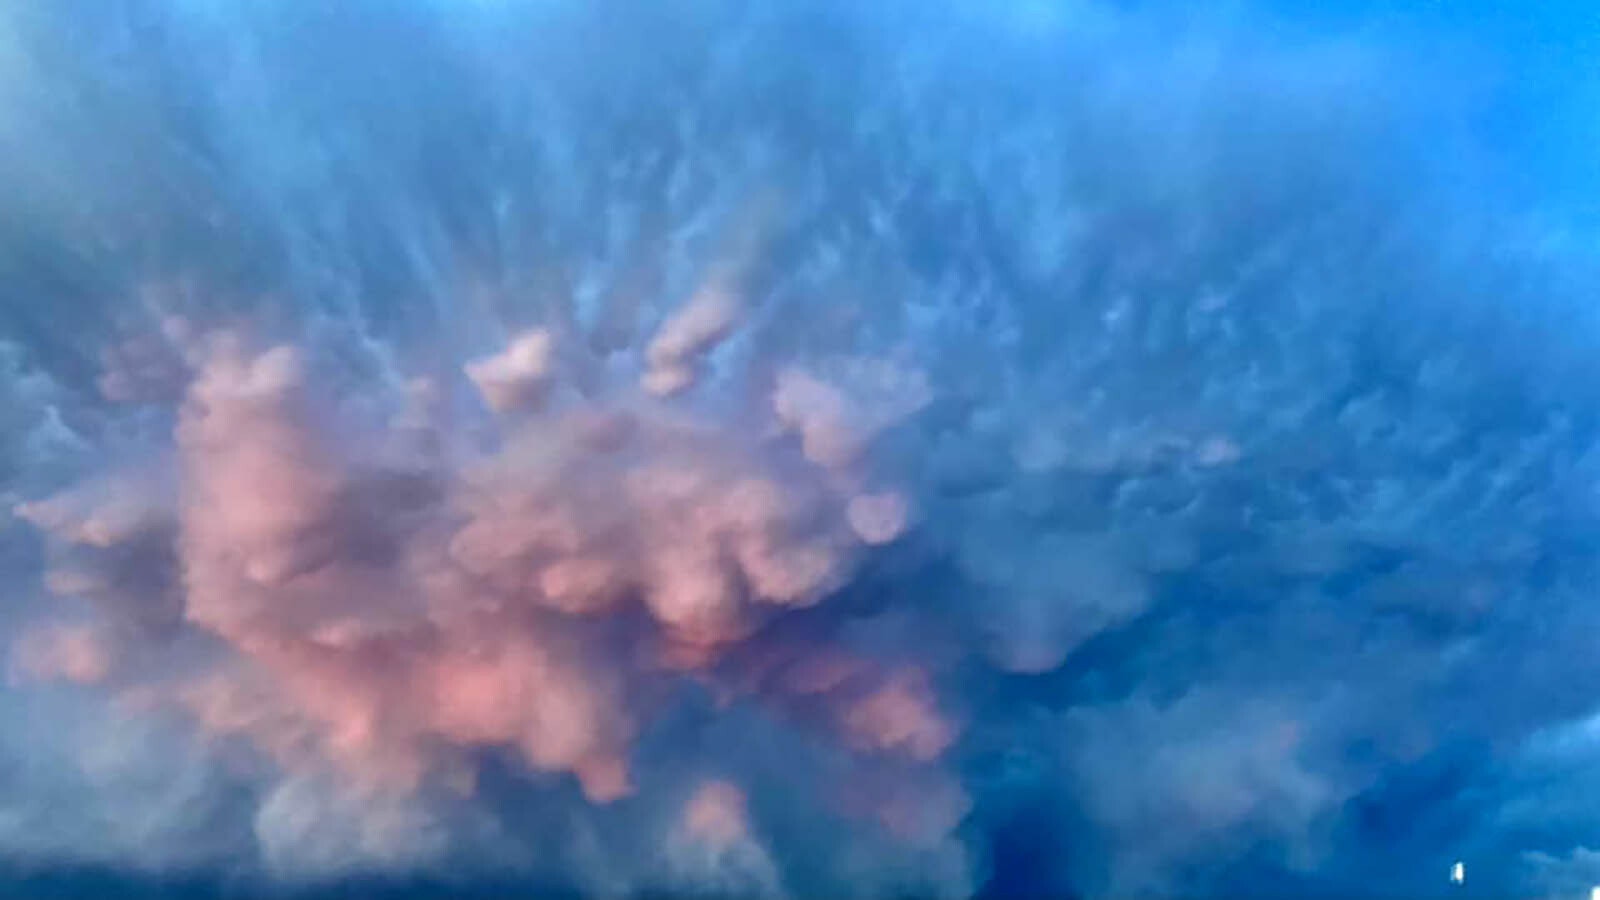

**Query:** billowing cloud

left=0, top=0, right=1598, bottom=897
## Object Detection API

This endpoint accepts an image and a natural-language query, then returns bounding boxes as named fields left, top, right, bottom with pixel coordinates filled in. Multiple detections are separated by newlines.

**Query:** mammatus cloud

left=1, top=0, right=1598, bottom=897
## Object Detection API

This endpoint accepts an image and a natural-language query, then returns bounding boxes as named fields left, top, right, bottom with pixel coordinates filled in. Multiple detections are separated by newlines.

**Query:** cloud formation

left=1, top=0, right=1598, bottom=897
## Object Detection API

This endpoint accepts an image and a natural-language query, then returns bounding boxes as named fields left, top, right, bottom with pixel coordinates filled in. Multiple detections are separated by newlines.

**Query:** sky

left=1, top=1, right=1600, bottom=897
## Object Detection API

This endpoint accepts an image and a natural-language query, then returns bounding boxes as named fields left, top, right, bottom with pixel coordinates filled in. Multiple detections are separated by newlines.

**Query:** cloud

left=0, top=0, right=1596, bottom=897
left=464, top=329, right=558, bottom=414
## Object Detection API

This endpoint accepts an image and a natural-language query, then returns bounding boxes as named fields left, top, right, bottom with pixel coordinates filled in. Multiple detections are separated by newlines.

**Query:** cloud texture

left=1, top=1, right=1599, bottom=897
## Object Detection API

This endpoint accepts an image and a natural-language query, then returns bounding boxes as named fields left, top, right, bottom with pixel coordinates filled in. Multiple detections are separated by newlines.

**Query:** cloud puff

left=464, top=329, right=557, bottom=414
